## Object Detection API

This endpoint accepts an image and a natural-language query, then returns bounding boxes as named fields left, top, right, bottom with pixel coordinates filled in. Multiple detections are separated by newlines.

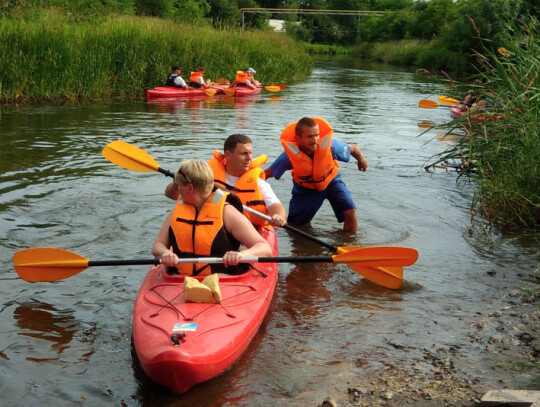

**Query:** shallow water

left=1, top=58, right=538, bottom=406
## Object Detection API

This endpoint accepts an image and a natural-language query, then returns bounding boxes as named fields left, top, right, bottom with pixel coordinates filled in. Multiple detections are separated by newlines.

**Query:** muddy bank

left=324, top=277, right=540, bottom=407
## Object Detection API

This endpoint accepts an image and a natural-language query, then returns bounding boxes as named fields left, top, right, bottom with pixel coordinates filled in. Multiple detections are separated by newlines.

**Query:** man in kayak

left=231, top=68, right=260, bottom=90
left=165, top=134, right=287, bottom=228
left=166, top=65, right=188, bottom=89
left=264, top=117, right=368, bottom=233
left=153, top=159, right=272, bottom=275
left=189, top=67, right=212, bottom=89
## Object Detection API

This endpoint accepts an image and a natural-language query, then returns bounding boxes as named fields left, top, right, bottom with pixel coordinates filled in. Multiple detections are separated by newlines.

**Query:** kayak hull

left=146, top=85, right=225, bottom=101
left=132, top=226, right=278, bottom=393
left=231, top=86, right=262, bottom=97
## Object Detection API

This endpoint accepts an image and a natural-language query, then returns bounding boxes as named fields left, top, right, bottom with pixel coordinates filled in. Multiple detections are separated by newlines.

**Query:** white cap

left=247, top=67, right=256, bottom=74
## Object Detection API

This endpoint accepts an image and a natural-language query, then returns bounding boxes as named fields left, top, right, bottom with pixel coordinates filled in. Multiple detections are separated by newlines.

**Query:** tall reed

left=0, top=11, right=311, bottom=104
left=427, top=17, right=540, bottom=229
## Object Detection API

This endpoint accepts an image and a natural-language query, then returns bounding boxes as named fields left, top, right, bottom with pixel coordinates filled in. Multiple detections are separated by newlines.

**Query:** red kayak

left=450, top=105, right=467, bottom=119
left=132, top=226, right=278, bottom=393
left=223, top=86, right=262, bottom=97
left=146, top=85, right=225, bottom=101
left=450, top=105, right=503, bottom=123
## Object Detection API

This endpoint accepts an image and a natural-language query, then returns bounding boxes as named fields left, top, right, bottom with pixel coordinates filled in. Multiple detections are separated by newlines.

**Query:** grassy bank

left=0, top=11, right=311, bottom=104
left=426, top=17, right=540, bottom=230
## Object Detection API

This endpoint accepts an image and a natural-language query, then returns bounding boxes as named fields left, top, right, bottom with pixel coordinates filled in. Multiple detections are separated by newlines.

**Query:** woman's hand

left=223, top=251, right=241, bottom=267
left=160, top=250, right=179, bottom=267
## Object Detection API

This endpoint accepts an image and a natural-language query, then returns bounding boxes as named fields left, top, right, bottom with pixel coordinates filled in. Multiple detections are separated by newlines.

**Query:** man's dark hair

left=295, top=117, right=317, bottom=137
left=224, top=134, right=252, bottom=152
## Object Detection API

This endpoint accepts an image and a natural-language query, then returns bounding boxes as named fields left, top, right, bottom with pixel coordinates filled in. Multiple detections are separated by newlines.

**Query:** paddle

left=222, top=85, right=285, bottom=96
left=101, top=141, right=418, bottom=289
left=242, top=206, right=405, bottom=289
left=438, top=96, right=460, bottom=106
left=418, top=99, right=452, bottom=109
left=216, top=78, right=230, bottom=85
left=203, top=89, right=217, bottom=97
left=13, top=247, right=418, bottom=283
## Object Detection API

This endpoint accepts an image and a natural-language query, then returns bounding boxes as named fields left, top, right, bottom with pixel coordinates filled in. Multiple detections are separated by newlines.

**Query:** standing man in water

left=264, top=117, right=367, bottom=233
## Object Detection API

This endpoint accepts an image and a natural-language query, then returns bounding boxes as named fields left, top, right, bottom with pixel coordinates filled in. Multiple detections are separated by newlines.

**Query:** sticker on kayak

left=173, top=322, right=197, bottom=332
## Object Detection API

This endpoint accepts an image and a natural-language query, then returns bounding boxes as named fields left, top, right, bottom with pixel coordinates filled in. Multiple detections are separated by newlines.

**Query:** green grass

left=0, top=11, right=311, bottom=104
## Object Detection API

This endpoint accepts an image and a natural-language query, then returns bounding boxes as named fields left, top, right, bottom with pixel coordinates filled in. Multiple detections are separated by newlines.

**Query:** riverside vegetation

left=424, top=16, right=540, bottom=231
left=0, top=10, right=311, bottom=104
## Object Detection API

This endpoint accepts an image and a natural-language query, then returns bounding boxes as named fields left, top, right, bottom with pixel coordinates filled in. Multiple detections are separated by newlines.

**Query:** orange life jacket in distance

left=280, top=117, right=339, bottom=191
left=168, top=189, right=244, bottom=276
left=234, top=71, right=249, bottom=84
left=189, top=71, right=203, bottom=83
left=207, top=151, right=269, bottom=227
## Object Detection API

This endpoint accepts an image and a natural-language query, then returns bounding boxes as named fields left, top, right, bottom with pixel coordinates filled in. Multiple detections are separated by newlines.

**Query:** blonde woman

left=152, top=159, right=271, bottom=276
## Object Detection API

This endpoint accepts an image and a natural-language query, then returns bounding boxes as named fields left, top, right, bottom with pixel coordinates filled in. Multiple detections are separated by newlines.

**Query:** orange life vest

left=207, top=151, right=269, bottom=227
left=280, top=117, right=339, bottom=191
left=234, top=71, right=249, bottom=85
left=189, top=71, right=203, bottom=83
left=168, top=189, right=243, bottom=276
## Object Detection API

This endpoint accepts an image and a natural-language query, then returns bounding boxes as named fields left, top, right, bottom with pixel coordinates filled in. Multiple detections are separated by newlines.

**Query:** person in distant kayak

left=189, top=67, right=212, bottom=89
left=166, top=65, right=188, bottom=89
left=264, top=117, right=368, bottom=233
left=153, top=159, right=271, bottom=276
left=165, top=134, right=287, bottom=228
left=231, top=68, right=260, bottom=90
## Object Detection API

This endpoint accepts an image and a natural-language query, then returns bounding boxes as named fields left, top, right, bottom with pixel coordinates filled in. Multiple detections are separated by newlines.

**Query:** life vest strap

left=176, top=218, right=214, bottom=226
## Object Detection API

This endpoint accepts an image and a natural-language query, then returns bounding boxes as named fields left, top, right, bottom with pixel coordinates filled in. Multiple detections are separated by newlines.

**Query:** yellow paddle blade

left=250, top=155, right=268, bottom=169
left=333, top=246, right=418, bottom=267
left=438, top=95, right=460, bottom=106
left=418, top=99, right=440, bottom=109
left=13, top=248, right=89, bottom=282
left=264, top=85, right=281, bottom=92
left=102, top=140, right=160, bottom=172
left=204, top=89, right=217, bottom=97
left=222, top=88, right=236, bottom=96
left=216, top=78, right=230, bottom=85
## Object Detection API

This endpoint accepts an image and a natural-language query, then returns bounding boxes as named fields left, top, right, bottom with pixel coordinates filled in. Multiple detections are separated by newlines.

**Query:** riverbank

left=0, top=11, right=311, bottom=104
left=327, top=279, right=540, bottom=406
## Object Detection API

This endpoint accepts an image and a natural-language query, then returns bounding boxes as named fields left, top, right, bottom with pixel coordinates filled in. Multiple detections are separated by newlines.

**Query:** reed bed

left=0, top=12, right=311, bottom=104
left=427, top=17, right=540, bottom=229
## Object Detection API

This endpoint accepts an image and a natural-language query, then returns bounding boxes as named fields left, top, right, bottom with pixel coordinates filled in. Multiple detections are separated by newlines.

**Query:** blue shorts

left=287, top=175, right=356, bottom=226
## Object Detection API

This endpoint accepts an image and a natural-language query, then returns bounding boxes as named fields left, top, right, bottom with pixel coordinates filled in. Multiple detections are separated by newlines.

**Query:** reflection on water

left=13, top=300, right=95, bottom=363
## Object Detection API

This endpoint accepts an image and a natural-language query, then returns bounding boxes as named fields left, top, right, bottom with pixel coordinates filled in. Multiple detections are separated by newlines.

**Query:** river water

left=1, top=58, right=538, bottom=406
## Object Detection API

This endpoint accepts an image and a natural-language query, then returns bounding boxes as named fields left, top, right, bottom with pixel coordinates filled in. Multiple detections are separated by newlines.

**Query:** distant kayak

left=146, top=85, right=225, bottom=101
left=450, top=105, right=503, bottom=123
left=450, top=105, right=467, bottom=119
left=222, top=86, right=262, bottom=97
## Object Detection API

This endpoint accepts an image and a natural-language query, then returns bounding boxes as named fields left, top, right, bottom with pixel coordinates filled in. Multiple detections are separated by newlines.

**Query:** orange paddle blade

left=102, top=140, right=160, bottom=172
left=336, top=246, right=403, bottom=288
left=13, top=248, right=89, bottom=282
left=418, top=99, right=440, bottom=109
left=203, top=89, right=217, bottom=97
left=350, top=265, right=403, bottom=289
left=216, top=78, right=230, bottom=85
left=222, top=87, right=236, bottom=96
left=333, top=246, right=418, bottom=267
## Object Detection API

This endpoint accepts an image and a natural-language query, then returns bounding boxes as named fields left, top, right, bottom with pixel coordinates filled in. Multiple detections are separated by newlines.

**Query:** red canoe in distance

left=146, top=85, right=226, bottom=101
